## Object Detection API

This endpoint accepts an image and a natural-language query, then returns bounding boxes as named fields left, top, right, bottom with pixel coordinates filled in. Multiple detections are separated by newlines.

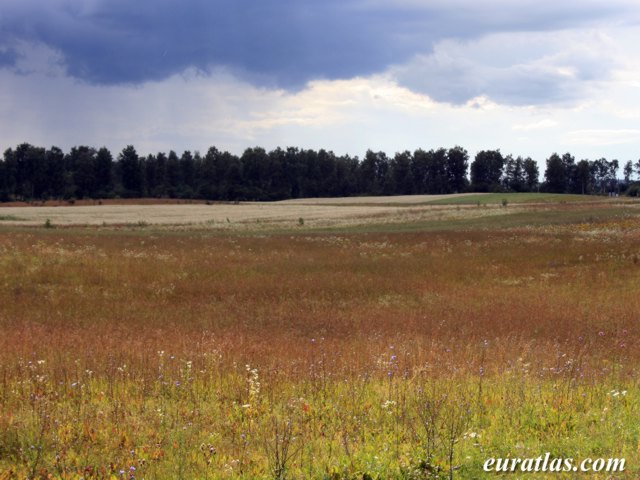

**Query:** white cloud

left=513, top=120, right=559, bottom=131
left=564, top=129, right=640, bottom=147
left=390, top=29, right=620, bottom=106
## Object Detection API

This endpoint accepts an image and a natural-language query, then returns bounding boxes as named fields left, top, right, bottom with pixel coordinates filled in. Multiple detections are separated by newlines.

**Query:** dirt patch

left=0, top=198, right=210, bottom=208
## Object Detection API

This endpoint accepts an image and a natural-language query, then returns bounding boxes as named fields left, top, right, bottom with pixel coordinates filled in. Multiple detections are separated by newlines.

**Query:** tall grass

left=0, top=213, right=639, bottom=478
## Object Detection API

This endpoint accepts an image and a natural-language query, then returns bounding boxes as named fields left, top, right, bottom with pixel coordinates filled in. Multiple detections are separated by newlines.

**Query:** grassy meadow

left=0, top=196, right=639, bottom=478
left=424, top=192, right=628, bottom=205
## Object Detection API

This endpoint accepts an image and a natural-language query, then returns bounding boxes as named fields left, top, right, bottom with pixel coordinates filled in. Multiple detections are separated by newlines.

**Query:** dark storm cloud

left=1, top=0, right=407, bottom=86
left=0, top=0, right=636, bottom=96
left=0, top=47, right=19, bottom=68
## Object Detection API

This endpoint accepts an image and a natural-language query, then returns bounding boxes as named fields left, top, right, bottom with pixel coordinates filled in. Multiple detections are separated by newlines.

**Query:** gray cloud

left=0, top=47, right=19, bottom=68
left=392, top=30, right=621, bottom=105
left=0, top=0, right=637, bottom=94
left=2, top=0, right=409, bottom=87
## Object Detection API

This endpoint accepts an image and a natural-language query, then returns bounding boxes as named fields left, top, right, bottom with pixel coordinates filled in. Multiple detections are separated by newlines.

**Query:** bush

left=625, top=183, right=640, bottom=197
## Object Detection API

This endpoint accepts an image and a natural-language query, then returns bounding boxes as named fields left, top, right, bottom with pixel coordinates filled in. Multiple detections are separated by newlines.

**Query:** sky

left=1, top=0, right=640, bottom=164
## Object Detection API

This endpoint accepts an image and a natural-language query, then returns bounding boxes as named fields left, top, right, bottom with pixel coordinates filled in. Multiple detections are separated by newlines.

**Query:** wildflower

left=381, top=400, right=396, bottom=410
left=246, top=364, right=260, bottom=400
left=609, top=389, right=628, bottom=397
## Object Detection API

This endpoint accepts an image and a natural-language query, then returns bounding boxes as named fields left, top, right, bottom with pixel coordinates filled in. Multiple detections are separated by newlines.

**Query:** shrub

left=625, top=183, right=640, bottom=197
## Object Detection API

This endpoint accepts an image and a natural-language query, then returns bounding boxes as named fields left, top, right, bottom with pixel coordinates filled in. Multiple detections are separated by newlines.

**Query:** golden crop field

left=0, top=194, right=639, bottom=479
left=0, top=193, right=493, bottom=229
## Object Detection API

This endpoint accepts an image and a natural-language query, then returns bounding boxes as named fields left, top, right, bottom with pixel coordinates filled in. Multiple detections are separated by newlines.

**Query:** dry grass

left=0, top=194, right=629, bottom=232
left=0, top=200, right=511, bottom=230
left=1, top=223, right=638, bottom=374
left=0, top=201, right=639, bottom=478
left=0, top=198, right=213, bottom=208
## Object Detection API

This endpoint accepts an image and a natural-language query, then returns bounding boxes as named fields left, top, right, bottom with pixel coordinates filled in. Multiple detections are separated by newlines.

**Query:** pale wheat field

left=0, top=194, right=503, bottom=230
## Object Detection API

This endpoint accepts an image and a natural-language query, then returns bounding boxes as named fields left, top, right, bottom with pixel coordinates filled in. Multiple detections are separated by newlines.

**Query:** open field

left=0, top=203, right=406, bottom=228
left=0, top=193, right=631, bottom=233
left=277, top=192, right=610, bottom=206
left=1, top=195, right=639, bottom=478
left=424, top=192, right=610, bottom=205
left=0, top=194, right=491, bottom=229
left=275, top=193, right=488, bottom=205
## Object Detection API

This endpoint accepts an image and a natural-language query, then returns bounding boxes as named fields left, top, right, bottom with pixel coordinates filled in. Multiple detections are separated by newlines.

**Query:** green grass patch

left=1, top=373, right=637, bottom=479
left=427, top=193, right=614, bottom=205
left=0, top=214, right=26, bottom=221
left=302, top=205, right=640, bottom=236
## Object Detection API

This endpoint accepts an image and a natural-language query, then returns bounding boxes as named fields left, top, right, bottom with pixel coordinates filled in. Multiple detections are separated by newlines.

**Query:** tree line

left=1, top=143, right=639, bottom=201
